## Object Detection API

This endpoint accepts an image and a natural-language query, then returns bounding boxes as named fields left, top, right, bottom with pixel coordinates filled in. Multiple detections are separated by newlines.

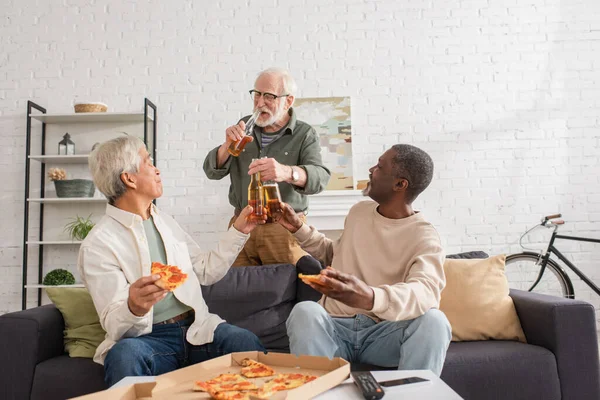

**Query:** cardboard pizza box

left=71, top=351, right=350, bottom=400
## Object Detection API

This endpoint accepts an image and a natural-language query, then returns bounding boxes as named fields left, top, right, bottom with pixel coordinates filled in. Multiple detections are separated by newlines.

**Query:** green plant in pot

left=64, top=214, right=95, bottom=241
left=48, top=167, right=95, bottom=198
left=43, top=269, right=76, bottom=286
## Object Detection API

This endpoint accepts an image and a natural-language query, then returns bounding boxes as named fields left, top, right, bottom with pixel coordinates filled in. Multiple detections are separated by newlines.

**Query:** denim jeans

left=104, top=317, right=265, bottom=386
left=286, top=301, right=451, bottom=376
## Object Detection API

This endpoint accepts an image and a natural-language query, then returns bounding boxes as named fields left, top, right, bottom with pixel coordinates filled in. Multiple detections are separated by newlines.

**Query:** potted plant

left=42, top=269, right=76, bottom=286
left=48, top=167, right=95, bottom=198
left=64, top=214, right=95, bottom=241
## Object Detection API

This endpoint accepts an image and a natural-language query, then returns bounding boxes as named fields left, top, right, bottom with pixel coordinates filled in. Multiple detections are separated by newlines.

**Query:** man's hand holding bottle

left=233, top=205, right=267, bottom=234
left=273, top=201, right=303, bottom=233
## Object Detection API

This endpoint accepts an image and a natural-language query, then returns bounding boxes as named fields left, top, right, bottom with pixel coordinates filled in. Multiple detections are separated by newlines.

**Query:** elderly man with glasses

left=80, top=136, right=266, bottom=386
left=203, top=67, right=331, bottom=267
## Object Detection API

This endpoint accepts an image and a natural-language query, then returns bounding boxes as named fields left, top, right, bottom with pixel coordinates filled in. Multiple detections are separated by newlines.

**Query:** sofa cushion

left=30, top=355, right=106, bottom=400
left=201, top=264, right=296, bottom=352
left=440, top=254, right=526, bottom=342
left=442, top=341, right=560, bottom=400
left=350, top=341, right=561, bottom=400
left=45, top=288, right=106, bottom=358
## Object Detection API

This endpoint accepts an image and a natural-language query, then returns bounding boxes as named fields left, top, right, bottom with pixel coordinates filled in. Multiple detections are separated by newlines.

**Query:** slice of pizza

left=259, top=373, right=319, bottom=395
left=151, top=261, right=188, bottom=291
left=193, top=373, right=258, bottom=392
left=298, top=273, right=327, bottom=286
left=240, top=358, right=276, bottom=378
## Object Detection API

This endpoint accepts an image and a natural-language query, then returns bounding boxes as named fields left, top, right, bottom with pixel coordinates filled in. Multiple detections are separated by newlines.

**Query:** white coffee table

left=315, top=370, right=463, bottom=400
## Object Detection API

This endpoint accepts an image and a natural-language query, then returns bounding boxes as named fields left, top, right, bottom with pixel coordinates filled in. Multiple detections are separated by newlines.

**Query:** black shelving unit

left=22, top=98, right=157, bottom=309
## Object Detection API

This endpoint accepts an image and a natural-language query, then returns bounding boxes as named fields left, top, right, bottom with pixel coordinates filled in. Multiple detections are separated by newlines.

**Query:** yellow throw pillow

left=439, top=254, right=526, bottom=343
left=46, top=287, right=106, bottom=358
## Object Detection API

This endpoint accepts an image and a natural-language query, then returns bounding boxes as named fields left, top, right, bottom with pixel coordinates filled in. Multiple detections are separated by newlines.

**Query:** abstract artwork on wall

left=293, top=96, right=354, bottom=190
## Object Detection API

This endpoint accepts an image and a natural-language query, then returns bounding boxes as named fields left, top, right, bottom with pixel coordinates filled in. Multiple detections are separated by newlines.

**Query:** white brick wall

left=2, top=0, right=600, bottom=326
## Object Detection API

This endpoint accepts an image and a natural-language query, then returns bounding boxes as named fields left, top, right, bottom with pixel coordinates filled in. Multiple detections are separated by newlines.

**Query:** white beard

left=255, top=105, right=286, bottom=128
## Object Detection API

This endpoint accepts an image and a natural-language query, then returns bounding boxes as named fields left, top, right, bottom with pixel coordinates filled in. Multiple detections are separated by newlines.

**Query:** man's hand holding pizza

left=301, top=267, right=375, bottom=311
left=128, top=275, right=168, bottom=317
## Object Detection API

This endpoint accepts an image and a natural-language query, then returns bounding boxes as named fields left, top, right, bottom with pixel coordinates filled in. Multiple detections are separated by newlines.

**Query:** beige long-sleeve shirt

left=294, top=200, right=445, bottom=322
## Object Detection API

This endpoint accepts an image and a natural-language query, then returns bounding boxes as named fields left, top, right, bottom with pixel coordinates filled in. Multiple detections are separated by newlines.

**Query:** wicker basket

left=73, top=103, right=108, bottom=113
left=54, top=179, right=95, bottom=198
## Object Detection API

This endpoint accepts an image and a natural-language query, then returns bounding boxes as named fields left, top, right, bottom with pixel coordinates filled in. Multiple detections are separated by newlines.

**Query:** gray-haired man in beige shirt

left=275, top=144, right=451, bottom=376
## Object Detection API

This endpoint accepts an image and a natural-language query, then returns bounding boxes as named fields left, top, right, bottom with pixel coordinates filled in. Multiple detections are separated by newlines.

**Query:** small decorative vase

left=54, top=179, right=95, bottom=198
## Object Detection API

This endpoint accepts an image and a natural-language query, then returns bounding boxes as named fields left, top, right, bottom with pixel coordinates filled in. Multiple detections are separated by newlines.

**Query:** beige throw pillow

left=439, top=254, right=526, bottom=343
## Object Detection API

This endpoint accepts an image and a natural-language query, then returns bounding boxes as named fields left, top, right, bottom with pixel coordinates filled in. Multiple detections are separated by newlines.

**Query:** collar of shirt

left=286, top=107, right=299, bottom=134
left=105, top=203, right=159, bottom=228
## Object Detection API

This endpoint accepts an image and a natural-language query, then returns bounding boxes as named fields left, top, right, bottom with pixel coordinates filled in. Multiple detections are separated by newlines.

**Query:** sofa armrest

left=0, top=304, right=65, bottom=400
left=510, top=289, right=600, bottom=400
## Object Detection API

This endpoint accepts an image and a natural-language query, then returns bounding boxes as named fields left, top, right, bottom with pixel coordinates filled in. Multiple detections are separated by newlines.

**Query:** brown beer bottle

left=228, top=111, right=260, bottom=157
left=228, top=136, right=252, bottom=157
left=263, top=181, right=282, bottom=220
left=248, top=159, right=264, bottom=220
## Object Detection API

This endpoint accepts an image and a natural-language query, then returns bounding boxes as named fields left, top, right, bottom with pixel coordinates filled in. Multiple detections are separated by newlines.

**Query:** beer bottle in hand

left=228, top=111, right=260, bottom=157
left=248, top=160, right=264, bottom=220
left=263, top=181, right=282, bottom=221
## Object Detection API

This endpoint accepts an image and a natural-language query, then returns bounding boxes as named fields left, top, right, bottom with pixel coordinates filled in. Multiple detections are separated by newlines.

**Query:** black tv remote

left=351, top=371, right=385, bottom=399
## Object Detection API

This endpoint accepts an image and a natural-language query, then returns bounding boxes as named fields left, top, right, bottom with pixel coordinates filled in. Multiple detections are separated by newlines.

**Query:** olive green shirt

left=143, top=217, right=192, bottom=324
left=203, top=108, right=331, bottom=213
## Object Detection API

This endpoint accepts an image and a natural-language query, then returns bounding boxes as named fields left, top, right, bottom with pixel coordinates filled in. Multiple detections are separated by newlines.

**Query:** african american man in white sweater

left=275, top=144, right=451, bottom=376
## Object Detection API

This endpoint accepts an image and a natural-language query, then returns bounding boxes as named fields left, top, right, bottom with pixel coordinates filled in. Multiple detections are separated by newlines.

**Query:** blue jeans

left=286, top=302, right=451, bottom=376
left=104, top=317, right=265, bottom=387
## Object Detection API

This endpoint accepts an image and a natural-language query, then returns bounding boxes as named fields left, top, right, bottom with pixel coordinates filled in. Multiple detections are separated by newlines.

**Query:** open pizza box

left=70, top=351, right=350, bottom=400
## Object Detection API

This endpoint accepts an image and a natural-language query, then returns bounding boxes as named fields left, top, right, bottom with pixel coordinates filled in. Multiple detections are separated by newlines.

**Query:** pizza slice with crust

left=151, top=261, right=188, bottom=291
left=259, top=373, right=319, bottom=396
left=240, top=358, right=276, bottom=378
left=193, top=373, right=258, bottom=392
left=298, top=273, right=327, bottom=286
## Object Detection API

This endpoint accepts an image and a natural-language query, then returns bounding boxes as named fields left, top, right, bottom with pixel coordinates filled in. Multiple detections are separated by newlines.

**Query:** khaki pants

left=228, top=216, right=308, bottom=267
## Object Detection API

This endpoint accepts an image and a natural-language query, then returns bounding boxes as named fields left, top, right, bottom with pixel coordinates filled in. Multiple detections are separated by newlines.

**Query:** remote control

left=351, top=371, right=385, bottom=399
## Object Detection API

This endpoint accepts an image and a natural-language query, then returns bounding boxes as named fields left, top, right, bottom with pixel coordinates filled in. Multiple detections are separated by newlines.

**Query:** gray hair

left=390, top=144, right=434, bottom=204
left=88, top=136, right=145, bottom=204
left=257, top=67, right=298, bottom=96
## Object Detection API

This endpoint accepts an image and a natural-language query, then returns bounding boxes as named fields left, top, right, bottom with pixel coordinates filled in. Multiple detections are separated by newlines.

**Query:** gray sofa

left=1, top=256, right=599, bottom=400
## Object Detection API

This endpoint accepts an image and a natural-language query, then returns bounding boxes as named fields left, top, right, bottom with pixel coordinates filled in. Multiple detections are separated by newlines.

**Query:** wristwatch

left=290, top=166, right=300, bottom=183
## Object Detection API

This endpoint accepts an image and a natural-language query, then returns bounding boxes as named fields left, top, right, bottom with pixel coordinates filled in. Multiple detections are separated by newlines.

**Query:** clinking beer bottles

left=263, top=181, right=282, bottom=220
left=228, top=111, right=260, bottom=157
left=248, top=159, right=264, bottom=220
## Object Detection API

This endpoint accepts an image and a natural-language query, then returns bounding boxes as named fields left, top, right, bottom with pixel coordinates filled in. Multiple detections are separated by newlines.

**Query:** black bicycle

left=505, top=213, right=600, bottom=299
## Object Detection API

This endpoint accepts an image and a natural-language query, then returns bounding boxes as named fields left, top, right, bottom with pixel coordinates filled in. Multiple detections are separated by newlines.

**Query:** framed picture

left=294, top=96, right=354, bottom=190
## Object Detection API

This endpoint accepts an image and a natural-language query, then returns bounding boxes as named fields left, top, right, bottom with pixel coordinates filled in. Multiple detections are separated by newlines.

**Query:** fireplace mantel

left=305, top=190, right=365, bottom=231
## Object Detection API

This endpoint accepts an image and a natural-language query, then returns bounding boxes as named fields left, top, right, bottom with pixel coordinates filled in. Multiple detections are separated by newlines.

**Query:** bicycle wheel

left=505, top=252, right=574, bottom=298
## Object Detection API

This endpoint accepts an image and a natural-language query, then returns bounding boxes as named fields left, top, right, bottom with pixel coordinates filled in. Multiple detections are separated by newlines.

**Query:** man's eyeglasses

left=249, top=90, right=289, bottom=102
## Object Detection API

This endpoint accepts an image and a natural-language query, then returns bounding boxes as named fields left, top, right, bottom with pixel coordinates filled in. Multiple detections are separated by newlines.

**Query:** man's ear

left=120, top=172, right=137, bottom=190
left=393, top=178, right=409, bottom=192
left=285, top=95, right=295, bottom=110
